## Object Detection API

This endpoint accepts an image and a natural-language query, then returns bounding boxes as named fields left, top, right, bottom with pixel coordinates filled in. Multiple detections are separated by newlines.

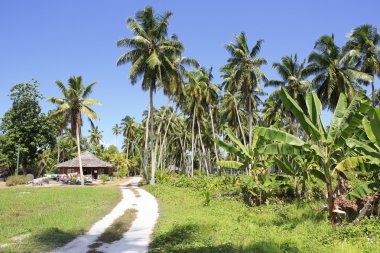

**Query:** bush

left=100, top=174, right=110, bottom=184
left=114, top=167, right=129, bottom=178
left=6, top=175, right=30, bottom=186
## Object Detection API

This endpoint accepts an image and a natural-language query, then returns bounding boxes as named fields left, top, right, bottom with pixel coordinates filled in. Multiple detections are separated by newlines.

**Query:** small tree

left=0, top=81, right=57, bottom=175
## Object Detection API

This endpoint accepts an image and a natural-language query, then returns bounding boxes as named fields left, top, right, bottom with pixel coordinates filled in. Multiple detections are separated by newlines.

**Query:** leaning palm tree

left=89, top=126, right=103, bottom=146
left=117, top=6, right=184, bottom=184
left=47, top=76, right=102, bottom=185
left=220, top=32, right=268, bottom=146
left=342, top=25, right=380, bottom=105
left=308, top=34, right=372, bottom=109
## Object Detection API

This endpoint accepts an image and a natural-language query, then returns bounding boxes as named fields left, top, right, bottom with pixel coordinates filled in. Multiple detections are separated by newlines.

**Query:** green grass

left=0, top=186, right=121, bottom=253
left=144, top=184, right=380, bottom=253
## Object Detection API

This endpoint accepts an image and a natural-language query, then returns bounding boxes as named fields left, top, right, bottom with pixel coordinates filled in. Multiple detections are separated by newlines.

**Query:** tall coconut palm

left=342, top=25, right=380, bottom=106
left=261, top=91, right=282, bottom=126
left=267, top=54, right=313, bottom=111
left=117, top=6, right=184, bottom=184
left=220, top=32, right=268, bottom=146
left=112, top=123, right=122, bottom=148
left=47, top=76, right=101, bottom=185
left=89, top=126, right=103, bottom=146
left=221, top=68, right=246, bottom=145
left=198, top=67, right=220, bottom=162
left=308, top=34, right=372, bottom=109
left=112, top=123, right=122, bottom=137
left=184, top=69, right=205, bottom=176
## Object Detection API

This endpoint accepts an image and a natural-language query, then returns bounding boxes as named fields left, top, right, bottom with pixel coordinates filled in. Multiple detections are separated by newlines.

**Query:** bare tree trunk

left=372, top=80, right=375, bottom=107
left=142, top=102, right=150, bottom=183
left=191, top=106, right=196, bottom=177
left=197, top=119, right=209, bottom=177
left=158, top=110, right=175, bottom=172
left=149, top=87, right=156, bottom=184
left=233, top=95, right=246, bottom=147
left=209, top=105, right=219, bottom=162
left=354, top=190, right=380, bottom=225
left=248, top=95, right=253, bottom=147
left=76, top=115, right=84, bottom=186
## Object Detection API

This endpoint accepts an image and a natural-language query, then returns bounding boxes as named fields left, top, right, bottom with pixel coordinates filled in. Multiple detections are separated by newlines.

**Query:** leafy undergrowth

left=144, top=184, right=380, bottom=253
left=0, top=186, right=121, bottom=253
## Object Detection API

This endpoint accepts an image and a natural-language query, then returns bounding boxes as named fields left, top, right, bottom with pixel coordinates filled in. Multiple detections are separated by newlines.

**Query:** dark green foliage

left=0, top=81, right=58, bottom=174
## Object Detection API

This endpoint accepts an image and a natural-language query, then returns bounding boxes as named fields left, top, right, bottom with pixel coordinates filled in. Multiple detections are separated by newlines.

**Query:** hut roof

left=56, top=151, right=113, bottom=168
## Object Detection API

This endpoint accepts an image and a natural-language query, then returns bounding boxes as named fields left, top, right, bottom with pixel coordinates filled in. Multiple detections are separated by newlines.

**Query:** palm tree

left=308, top=34, right=372, bottom=109
left=198, top=67, right=220, bottom=162
left=342, top=25, right=380, bottom=106
left=117, top=6, right=184, bottom=184
left=261, top=92, right=282, bottom=126
left=267, top=54, right=313, bottom=111
left=112, top=123, right=122, bottom=148
left=220, top=32, right=268, bottom=146
left=37, top=149, right=54, bottom=177
left=221, top=68, right=246, bottom=145
left=184, top=69, right=205, bottom=176
left=47, top=76, right=101, bottom=185
left=112, top=124, right=121, bottom=137
left=121, top=116, right=136, bottom=159
left=89, top=126, right=103, bottom=146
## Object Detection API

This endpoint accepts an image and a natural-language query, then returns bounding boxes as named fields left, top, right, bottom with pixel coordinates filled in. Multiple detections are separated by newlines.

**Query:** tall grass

left=145, top=184, right=380, bottom=253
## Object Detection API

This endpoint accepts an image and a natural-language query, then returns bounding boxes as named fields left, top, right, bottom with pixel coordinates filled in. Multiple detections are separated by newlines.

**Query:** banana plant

left=215, top=127, right=303, bottom=187
left=255, top=86, right=370, bottom=223
left=347, top=107, right=380, bottom=199
left=274, top=155, right=317, bottom=198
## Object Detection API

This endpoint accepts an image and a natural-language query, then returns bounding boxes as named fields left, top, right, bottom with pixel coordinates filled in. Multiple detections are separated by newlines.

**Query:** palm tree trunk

left=57, top=136, right=60, bottom=164
left=233, top=95, right=246, bottom=147
left=142, top=101, right=150, bottom=183
left=197, top=119, right=209, bottom=177
left=76, top=114, right=84, bottom=186
left=209, top=105, right=219, bottom=162
left=372, top=80, right=375, bottom=107
left=149, top=87, right=156, bottom=184
left=126, top=141, right=129, bottom=160
left=153, top=99, right=170, bottom=175
left=191, top=106, right=196, bottom=177
left=248, top=95, right=253, bottom=146
left=158, top=109, right=175, bottom=172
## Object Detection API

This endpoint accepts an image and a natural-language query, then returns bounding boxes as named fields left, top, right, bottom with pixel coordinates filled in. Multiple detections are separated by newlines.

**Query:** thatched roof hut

left=56, top=151, right=113, bottom=178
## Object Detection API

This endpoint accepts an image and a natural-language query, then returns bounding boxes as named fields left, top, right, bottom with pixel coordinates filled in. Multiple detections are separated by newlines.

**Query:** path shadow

left=149, top=224, right=199, bottom=249
left=148, top=224, right=300, bottom=253
left=34, top=227, right=80, bottom=249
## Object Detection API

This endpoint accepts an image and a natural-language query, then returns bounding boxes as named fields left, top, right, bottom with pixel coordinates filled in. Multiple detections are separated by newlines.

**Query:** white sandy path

left=50, top=177, right=159, bottom=253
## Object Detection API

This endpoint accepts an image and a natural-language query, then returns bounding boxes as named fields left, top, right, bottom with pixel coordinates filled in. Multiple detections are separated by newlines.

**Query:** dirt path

left=51, top=177, right=159, bottom=253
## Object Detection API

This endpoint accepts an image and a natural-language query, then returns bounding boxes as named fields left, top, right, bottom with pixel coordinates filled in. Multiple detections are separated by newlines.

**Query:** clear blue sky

left=1, top=0, right=379, bottom=148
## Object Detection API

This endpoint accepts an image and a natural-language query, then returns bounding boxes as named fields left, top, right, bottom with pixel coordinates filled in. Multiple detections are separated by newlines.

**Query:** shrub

left=114, top=167, right=129, bottom=178
left=6, top=175, right=30, bottom=186
left=100, top=174, right=110, bottom=184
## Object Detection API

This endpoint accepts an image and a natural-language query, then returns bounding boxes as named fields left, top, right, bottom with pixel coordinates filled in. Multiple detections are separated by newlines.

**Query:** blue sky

left=1, top=0, right=379, bottom=148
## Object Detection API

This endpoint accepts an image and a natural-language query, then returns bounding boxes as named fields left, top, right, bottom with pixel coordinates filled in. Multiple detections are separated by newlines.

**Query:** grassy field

left=0, top=186, right=121, bottom=253
left=144, top=184, right=380, bottom=253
